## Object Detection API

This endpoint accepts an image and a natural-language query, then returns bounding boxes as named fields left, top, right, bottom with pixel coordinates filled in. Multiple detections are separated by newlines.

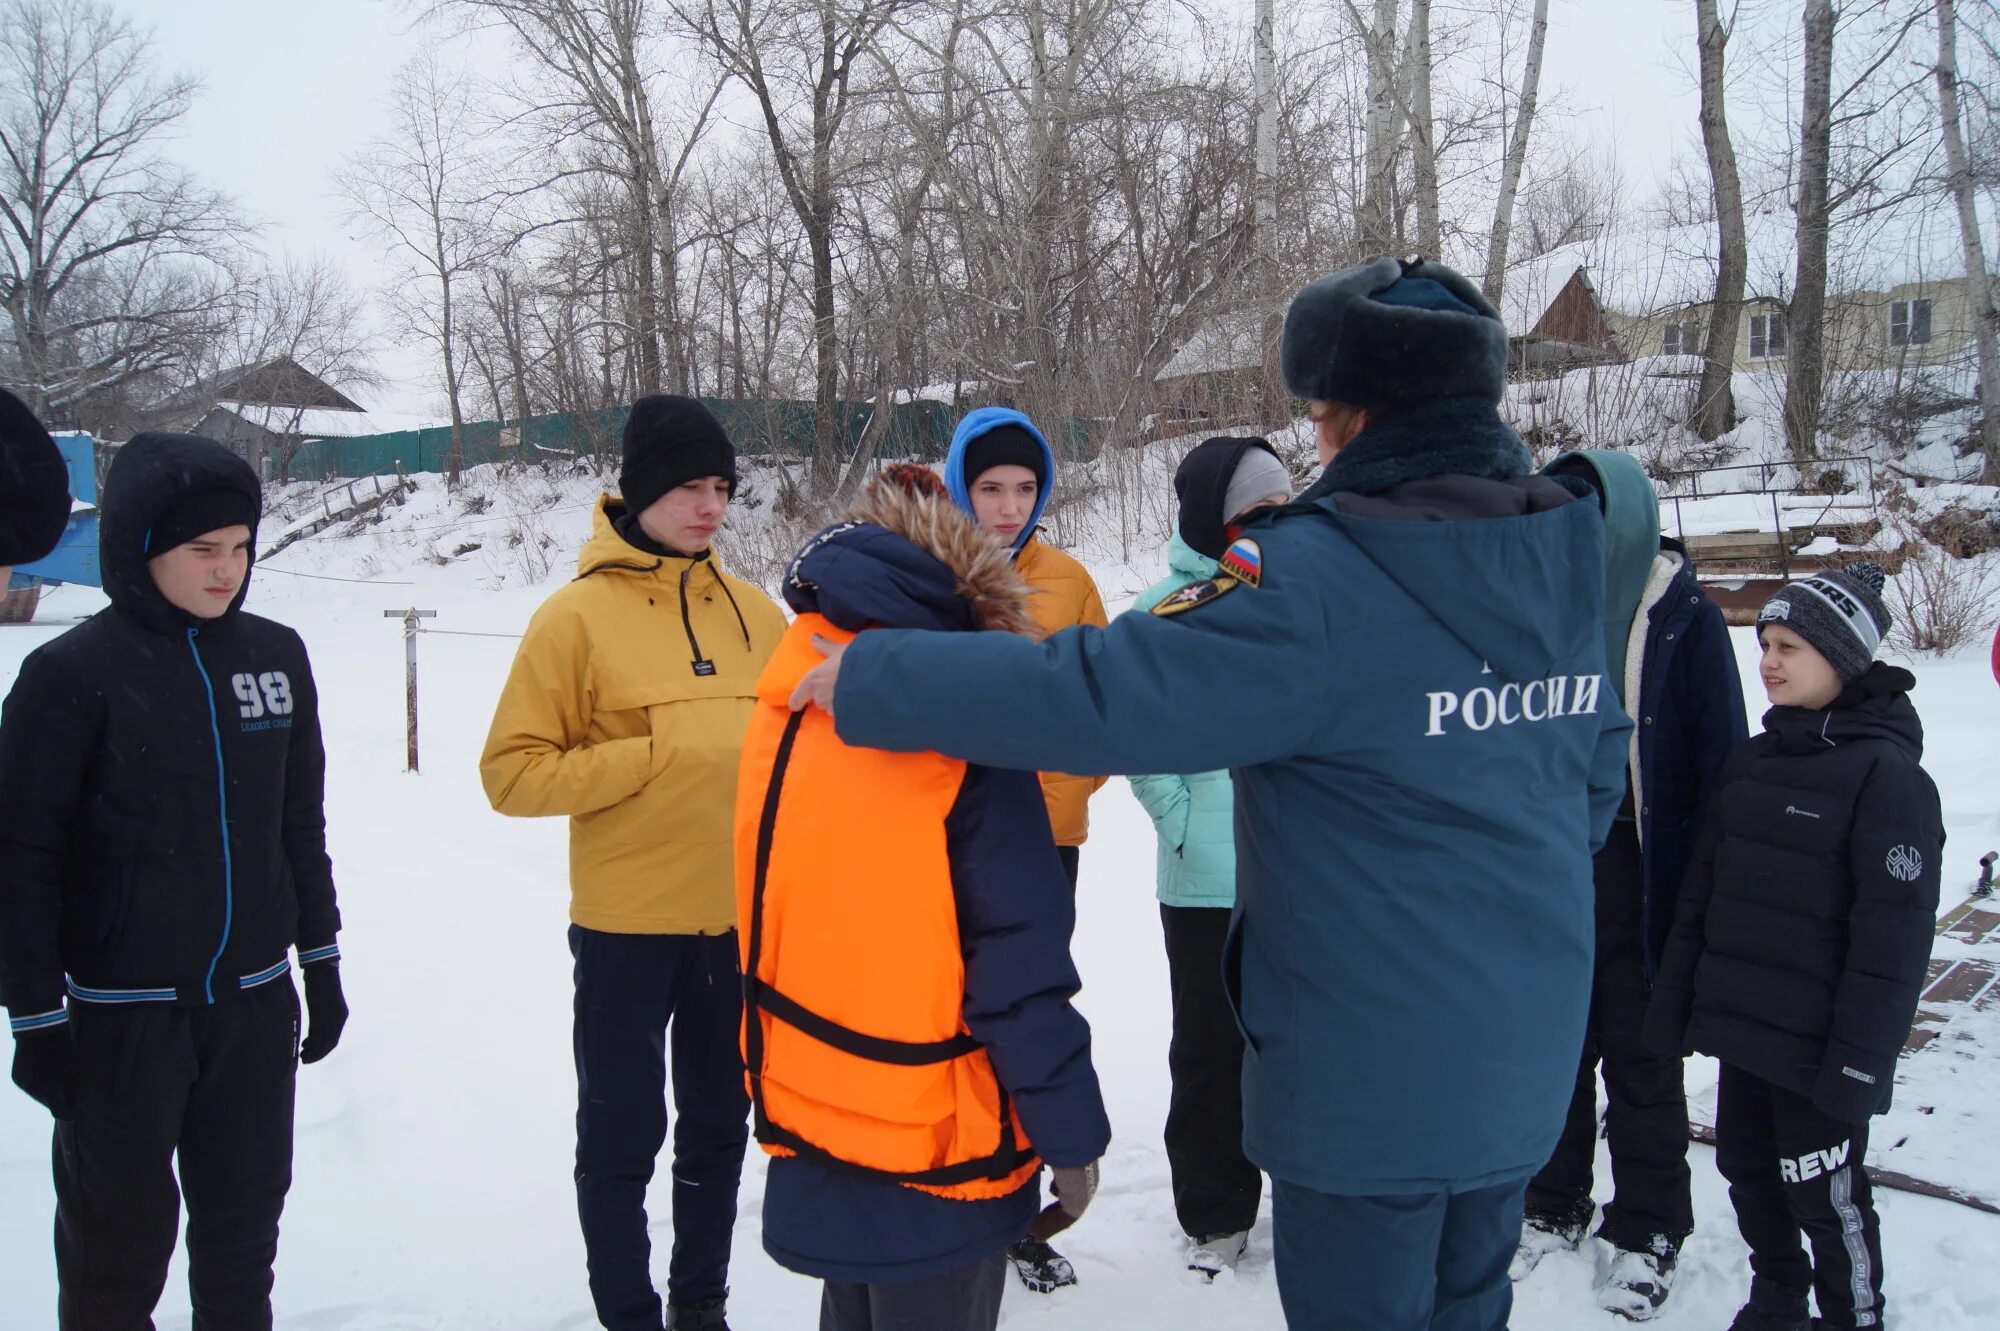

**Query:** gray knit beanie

left=1756, top=563, right=1892, bottom=680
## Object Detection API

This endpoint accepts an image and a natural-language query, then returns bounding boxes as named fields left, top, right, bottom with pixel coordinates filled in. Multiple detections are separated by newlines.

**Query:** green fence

left=289, top=397, right=1102, bottom=481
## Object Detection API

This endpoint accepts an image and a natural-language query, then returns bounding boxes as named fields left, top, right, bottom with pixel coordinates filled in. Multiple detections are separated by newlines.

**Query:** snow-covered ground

left=2, top=460, right=1997, bottom=1330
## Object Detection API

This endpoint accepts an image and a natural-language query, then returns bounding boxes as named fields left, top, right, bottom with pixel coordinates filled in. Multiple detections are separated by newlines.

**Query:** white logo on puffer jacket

left=1885, top=845, right=1924, bottom=882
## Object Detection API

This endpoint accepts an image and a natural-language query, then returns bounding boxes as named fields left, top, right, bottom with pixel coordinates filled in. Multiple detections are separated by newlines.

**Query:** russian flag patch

left=1219, top=537, right=1263, bottom=588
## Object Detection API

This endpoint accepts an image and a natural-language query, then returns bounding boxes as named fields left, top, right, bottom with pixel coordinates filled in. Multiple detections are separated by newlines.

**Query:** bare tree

left=1353, top=0, right=1404, bottom=254
left=0, top=0, right=241, bottom=424
left=1405, top=0, right=1439, bottom=257
left=1692, top=0, right=1747, bottom=442
left=1933, top=0, right=2000, bottom=478
left=437, top=0, right=722, bottom=396
left=1481, top=0, right=1550, bottom=302
left=674, top=0, right=913, bottom=487
left=338, top=54, right=511, bottom=485
left=1784, top=0, right=1836, bottom=464
left=209, top=257, right=381, bottom=481
left=1254, top=0, right=1285, bottom=424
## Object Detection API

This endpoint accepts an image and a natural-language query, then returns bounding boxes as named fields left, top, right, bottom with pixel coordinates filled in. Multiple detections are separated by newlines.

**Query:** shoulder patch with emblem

left=1151, top=576, right=1237, bottom=616
left=1219, top=537, right=1263, bottom=588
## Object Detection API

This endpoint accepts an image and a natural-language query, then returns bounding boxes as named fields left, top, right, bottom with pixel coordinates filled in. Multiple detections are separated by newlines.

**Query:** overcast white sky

left=124, top=0, right=1734, bottom=419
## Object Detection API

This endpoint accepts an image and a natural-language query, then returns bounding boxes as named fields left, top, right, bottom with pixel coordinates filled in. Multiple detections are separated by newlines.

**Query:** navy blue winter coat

left=1626, top=542, right=1749, bottom=973
left=757, top=484, right=1109, bottom=1284
left=829, top=403, right=1633, bottom=1197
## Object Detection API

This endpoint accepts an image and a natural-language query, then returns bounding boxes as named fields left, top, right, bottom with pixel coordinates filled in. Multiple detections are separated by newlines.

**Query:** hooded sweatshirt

left=0, top=433, right=339, bottom=1023
left=480, top=495, right=787, bottom=934
left=827, top=399, right=1632, bottom=1193
left=943, top=409, right=1108, bottom=845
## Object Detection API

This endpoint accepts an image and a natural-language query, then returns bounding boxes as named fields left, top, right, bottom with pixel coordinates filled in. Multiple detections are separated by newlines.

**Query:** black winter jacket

left=1644, top=665, right=1942, bottom=1121
left=0, top=434, right=339, bottom=1028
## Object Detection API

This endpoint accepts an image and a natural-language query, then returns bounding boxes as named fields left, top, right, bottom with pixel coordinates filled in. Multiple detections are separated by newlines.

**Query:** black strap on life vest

left=742, top=708, right=1029, bottom=1186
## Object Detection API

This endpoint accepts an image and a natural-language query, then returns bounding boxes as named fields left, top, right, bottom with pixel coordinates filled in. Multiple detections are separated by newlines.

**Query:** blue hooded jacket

left=944, top=407, right=1056, bottom=552
left=828, top=405, right=1632, bottom=1196
left=758, top=485, right=1109, bottom=1283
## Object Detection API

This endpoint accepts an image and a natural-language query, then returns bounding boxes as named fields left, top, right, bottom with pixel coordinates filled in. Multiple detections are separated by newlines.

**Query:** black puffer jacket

left=0, top=434, right=339, bottom=1021
left=1645, top=665, right=1942, bottom=1121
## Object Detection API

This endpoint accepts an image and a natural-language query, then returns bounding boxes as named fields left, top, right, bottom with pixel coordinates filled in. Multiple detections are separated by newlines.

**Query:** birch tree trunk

left=1255, top=0, right=1286, bottom=423
left=1356, top=0, right=1403, bottom=255
left=1784, top=0, right=1834, bottom=466
left=1693, top=0, right=1747, bottom=442
left=1934, top=0, right=2000, bottom=479
left=1405, top=0, right=1439, bottom=258
left=1481, top=0, right=1550, bottom=304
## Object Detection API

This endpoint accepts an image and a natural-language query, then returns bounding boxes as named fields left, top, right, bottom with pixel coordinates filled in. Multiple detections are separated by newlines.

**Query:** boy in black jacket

left=1646, top=563, right=1942, bottom=1331
left=0, top=432, right=347, bottom=1330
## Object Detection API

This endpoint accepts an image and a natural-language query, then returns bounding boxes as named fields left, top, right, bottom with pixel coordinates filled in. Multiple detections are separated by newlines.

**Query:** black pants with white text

left=1714, top=1063, right=1884, bottom=1329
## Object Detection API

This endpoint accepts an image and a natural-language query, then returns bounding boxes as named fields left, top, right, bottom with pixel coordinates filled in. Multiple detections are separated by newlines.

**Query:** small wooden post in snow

left=383, top=608, right=437, bottom=772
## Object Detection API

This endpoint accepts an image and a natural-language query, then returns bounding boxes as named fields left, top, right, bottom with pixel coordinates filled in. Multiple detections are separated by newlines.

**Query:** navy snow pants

left=571, top=926, right=750, bottom=1330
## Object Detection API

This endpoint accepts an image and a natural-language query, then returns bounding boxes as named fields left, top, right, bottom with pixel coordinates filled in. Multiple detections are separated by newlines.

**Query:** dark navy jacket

left=1628, top=543, right=1749, bottom=973
left=831, top=407, right=1633, bottom=1197
left=760, top=516, right=1109, bottom=1284
left=0, top=434, right=339, bottom=1033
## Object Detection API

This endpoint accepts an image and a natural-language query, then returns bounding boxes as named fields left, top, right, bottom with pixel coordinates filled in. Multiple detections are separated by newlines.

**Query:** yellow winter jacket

left=1015, top=532, right=1109, bottom=846
left=480, top=498, right=788, bottom=934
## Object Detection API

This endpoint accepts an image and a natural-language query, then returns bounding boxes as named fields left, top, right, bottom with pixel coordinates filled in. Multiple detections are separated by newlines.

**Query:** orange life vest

left=734, top=615, right=1041, bottom=1201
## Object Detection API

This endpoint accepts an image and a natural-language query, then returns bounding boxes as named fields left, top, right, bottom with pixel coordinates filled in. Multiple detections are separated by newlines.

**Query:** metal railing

left=1660, top=454, right=1879, bottom=582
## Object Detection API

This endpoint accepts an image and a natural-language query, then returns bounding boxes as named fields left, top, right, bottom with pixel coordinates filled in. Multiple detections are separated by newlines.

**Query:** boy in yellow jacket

left=481, top=395, right=786, bottom=1331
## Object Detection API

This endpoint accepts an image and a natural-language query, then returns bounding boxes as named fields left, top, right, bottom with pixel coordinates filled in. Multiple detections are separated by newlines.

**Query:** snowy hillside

left=2, top=445, right=1997, bottom=1330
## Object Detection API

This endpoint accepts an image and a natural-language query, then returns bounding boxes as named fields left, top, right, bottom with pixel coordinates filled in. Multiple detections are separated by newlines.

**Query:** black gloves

left=299, top=961, right=348, bottom=1065
left=10, top=1024, right=75, bottom=1119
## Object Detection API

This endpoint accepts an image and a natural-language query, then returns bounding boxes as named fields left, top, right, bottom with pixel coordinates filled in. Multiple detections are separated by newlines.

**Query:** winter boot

left=1725, top=1298, right=1812, bottom=1331
left=1008, top=1237, right=1078, bottom=1293
left=1185, top=1231, right=1250, bottom=1282
left=1596, top=1236, right=1678, bottom=1321
left=1510, top=1199, right=1593, bottom=1281
left=665, top=1297, right=730, bottom=1331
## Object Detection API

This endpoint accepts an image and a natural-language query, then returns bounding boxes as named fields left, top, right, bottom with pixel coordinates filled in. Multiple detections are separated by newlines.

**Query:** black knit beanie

left=1, top=387, right=73, bottom=566
left=619, top=395, right=736, bottom=517
left=1756, top=562, right=1893, bottom=681
left=1173, top=436, right=1285, bottom=559
left=960, top=425, right=1046, bottom=489
left=147, top=485, right=260, bottom=555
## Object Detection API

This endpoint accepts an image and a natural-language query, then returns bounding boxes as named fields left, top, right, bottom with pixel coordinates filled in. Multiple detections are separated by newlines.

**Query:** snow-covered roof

left=213, top=401, right=440, bottom=440
left=1156, top=311, right=1266, bottom=382
left=1502, top=199, right=2000, bottom=322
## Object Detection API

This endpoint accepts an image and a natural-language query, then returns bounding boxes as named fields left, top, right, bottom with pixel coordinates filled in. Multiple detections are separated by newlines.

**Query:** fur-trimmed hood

left=782, top=478, right=1039, bottom=637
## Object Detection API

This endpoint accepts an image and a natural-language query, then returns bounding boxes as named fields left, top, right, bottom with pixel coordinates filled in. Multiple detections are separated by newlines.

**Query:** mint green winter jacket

left=1127, top=534, right=1239, bottom=909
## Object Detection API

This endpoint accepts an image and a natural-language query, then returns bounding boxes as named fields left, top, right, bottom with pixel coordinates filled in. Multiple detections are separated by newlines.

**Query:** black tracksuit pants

left=54, top=979, right=300, bottom=1331
left=1715, top=1064, right=1884, bottom=1329
left=1524, top=820, right=1693, bottom=1250
left=1160, top=903, right=1262, bottom=1240
left=570, top=926, right=750, bottom=1330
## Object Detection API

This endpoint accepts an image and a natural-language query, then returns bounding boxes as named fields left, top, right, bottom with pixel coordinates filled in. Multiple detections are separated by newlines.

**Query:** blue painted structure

left=8, top=433, right=101, bottom=596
